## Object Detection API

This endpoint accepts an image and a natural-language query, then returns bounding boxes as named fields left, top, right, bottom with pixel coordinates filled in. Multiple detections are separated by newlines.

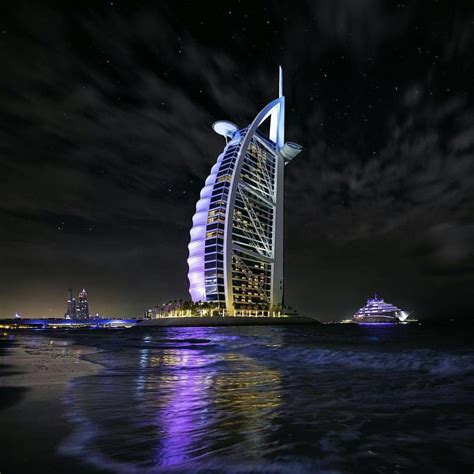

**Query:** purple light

left=356, top=322, right=398, bottom=326
left=187, top=151, right=226, bottom=302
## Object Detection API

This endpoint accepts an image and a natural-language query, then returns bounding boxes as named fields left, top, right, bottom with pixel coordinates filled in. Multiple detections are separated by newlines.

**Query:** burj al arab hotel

left=187, top=67, right=302, bottom=316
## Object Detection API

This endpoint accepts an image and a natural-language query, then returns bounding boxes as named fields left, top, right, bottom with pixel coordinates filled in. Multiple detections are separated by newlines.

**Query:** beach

left=0, top=333, right=102, bottom=473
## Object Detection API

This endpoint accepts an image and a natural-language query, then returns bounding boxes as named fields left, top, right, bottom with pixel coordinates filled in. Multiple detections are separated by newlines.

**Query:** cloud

left=426, top=223, right=474, bottom=264
left=285, top=77, right=474, bottom=270
left=310, top=0, right=413, bottom=56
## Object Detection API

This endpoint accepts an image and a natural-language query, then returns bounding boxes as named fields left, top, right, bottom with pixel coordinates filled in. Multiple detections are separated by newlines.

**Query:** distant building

left=64, top=288, right=90, bottom=319
left=145, top=300, right=188, bottom=319
left=77, top=289, right=90, bottom=319
left=65, top=288, right=75, bottom=318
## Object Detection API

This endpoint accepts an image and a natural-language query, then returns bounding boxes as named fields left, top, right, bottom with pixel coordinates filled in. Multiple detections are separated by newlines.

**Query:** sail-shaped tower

left=187, top=67, right=302, bottom=316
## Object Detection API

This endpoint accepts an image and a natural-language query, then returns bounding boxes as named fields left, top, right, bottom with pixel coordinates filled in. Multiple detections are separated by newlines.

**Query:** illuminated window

left=206, top=230, right=224, bottom=239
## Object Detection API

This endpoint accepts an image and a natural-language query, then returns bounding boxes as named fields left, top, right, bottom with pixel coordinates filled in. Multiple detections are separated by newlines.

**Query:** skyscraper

left=187, top=68, right=302, bottom=316
left=76, top=289, right=90, bottom=319
left=64, top=288, right=90, bottom=319
left=65, top=288, right=75, bottom=319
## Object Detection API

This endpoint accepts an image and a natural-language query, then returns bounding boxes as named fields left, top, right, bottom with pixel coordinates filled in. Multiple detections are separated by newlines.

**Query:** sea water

left=51, top=323, right=474, bottom=473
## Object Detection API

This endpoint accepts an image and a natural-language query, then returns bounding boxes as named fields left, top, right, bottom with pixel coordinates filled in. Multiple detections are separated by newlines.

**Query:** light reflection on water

left=58, top=325, right=474, bottom=473
left=61, top=327, right=283, bottom=471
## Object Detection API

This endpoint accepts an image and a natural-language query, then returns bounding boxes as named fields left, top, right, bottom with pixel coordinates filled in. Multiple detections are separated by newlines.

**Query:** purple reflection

left=152, top=328, right=214, bottom=467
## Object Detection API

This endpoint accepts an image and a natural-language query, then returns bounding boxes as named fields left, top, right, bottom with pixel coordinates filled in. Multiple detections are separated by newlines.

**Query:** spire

left=279, top=65, right=283, bottom=98
left=269, top=66, right=285, bottom=148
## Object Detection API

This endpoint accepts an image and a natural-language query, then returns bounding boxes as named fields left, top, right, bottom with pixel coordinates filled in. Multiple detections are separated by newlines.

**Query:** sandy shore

left=0, top=334, right=103, bottom=473
left=0, top=334, right=101, bottom=389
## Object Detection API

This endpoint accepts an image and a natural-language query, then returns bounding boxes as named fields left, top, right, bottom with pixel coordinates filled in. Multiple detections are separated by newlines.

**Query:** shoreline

left=0, top=333, right=103, bottom=473
left=0, top=334, right=102, bottom=388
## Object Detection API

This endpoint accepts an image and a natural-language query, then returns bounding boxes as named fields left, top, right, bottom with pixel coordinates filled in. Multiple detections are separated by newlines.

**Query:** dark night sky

left=0, top=1, right=473, bottom=320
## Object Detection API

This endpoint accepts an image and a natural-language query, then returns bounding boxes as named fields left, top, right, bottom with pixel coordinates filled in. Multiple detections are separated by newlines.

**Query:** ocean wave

left=56, top=327, right=473, bottom=473
left=243, top=346, right=474, bottom=377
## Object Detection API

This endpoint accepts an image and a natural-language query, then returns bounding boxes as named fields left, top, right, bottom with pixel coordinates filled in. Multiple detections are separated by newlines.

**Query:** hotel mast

left=187, top=67, right=302, bottom=316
